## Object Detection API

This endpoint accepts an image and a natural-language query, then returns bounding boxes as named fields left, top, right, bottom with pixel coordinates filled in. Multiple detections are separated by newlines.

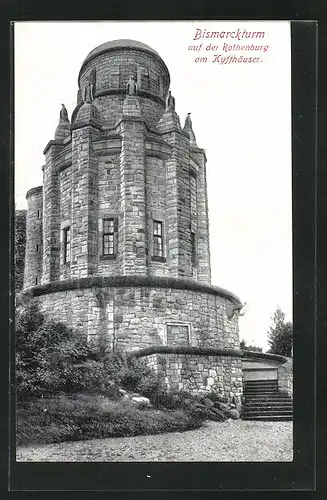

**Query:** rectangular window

left=35, top=277, right=38, bottom=285
left=63, top=227, right=71, bottom=264
left=103, top=218, right=117, bottom=256
left=191, top=231, right=196, bottom=266
left=190, top=172, right=197, bottom=221
left=153, top=220, right=163, bottom=258
left=167, top=324, right=190, bottom=346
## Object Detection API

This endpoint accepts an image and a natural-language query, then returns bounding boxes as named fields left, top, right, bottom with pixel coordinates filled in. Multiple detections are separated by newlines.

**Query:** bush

left=15, top=301, right=118, bottom=400
left=16, top=394, right=204, bottom=446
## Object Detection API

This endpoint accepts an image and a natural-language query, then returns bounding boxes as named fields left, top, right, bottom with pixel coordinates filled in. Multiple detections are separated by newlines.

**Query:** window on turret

left=103, top=218, right=117, bottom=256
left=153, top=220, right=163, bottom=258
left=63, top=227, right=71, bottom=264
left=37, top=209, right=41, bottom=219
left=137, top=66, right=149, bottom=91
left=189, top=172, right=197, bottom=221
left=191, top=231, right=196, bottom=266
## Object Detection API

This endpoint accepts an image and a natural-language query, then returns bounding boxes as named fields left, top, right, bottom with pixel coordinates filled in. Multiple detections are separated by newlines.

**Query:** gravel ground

left=16, top=420, right=293, bottom=462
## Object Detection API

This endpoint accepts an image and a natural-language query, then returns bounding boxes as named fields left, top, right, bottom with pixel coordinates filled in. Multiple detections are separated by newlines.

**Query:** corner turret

left=54, top=104, right=71, bottom=140
left=183, top=112, right=198, bottom=146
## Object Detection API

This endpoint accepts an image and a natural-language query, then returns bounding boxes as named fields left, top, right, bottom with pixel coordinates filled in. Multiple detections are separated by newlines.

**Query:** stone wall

left=33, top=282, right=240, bottom=352
left=144, top=352, right=243, bottom=400
left=277, top=358, right=293, bottom=397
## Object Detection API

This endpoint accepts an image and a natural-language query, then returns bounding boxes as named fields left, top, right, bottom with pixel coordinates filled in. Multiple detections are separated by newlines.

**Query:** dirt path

left=16, top=420, right=293, bottom=462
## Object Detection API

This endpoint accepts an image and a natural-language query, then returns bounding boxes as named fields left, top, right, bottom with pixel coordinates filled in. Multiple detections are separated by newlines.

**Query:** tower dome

left=81, top=39, right=162, bottom=68
left=77, top=39, right=170, bottom=128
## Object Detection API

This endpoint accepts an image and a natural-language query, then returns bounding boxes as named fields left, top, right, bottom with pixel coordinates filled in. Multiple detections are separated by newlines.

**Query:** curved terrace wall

left=23, top=276, right=242, bottom=352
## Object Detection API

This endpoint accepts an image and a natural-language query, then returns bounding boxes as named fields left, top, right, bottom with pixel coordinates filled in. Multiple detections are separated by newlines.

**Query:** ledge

left=128, top=345, right=244, bottom=359
left=22, top=274, right=242, bottom=306
left=241, top=350, right=289, bottom=364
left=128, top=346, right=290, bottom=364
left=43, top=140, right=65, bottom=155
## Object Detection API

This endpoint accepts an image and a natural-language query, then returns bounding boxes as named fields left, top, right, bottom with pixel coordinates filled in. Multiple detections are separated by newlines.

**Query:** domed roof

left=79, top=39, right=168, bottom=82
left=84, top=39, right=160, bottom=63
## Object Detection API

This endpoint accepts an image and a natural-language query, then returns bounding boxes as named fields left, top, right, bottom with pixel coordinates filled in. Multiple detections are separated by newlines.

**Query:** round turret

left=78, top=39, right=170, bottom=128
left=24, top=186, right=43, bottom=288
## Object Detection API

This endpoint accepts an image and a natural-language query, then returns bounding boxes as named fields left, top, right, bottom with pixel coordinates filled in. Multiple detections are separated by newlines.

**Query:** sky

left=14, top=21, right=292, bottom=351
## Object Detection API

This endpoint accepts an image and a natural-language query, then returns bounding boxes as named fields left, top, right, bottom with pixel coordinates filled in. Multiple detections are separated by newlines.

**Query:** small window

left=63, top=227, right=71, bottom=264
left=137, top=66, right=149, bottom=91
left=103, top=218, right=117, bottom=256
left=153, top=220, right=163, bottom=258
left=36, top=243, right=39, bottom=252
left=167, top=324, right=190, bottom=346
left=35, top=277, right=38, bottom=285
left=191, top=231, right=196, bottom=266
left=37, top=209, right=41, bottom=219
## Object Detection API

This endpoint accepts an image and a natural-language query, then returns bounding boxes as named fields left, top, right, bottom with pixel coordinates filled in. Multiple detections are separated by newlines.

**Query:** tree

left=240, top=339, right=262, bottom=352
left=15, top=210, right=26, bottom=293
left=267, top=306, right=293, bottom=357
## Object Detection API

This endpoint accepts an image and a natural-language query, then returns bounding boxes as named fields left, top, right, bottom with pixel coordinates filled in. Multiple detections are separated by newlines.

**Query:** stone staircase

left=242, top=380, right=293, bottom=421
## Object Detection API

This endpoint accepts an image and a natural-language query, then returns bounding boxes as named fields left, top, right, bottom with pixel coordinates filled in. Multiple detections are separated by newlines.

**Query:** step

left=245, top=386, right=278, bottom=390
left=247, top=389, right=279, bottom=395
left=245, top=395, right=292, bottom=401
left=245, top=384, right=278, bottom=388
left=244, top=403, right=293, bottom=409
left=243, top=408, right=293, bottom=416
left=245, top=385, right=278, bottom=388
left=243, top=389, right=289, bottom=397
left=245, top=385, right=278, bottom=389
left=245, top=387, right=279, bottom=391
left=242, top=415, right=293, bottom=421
left=245, top=397, right=293, bottom=402
left=244, top=402, right=293, bottom=408
left=243, top=410, right=293, bottom=418
left=245, top=382, right=278, bottom=386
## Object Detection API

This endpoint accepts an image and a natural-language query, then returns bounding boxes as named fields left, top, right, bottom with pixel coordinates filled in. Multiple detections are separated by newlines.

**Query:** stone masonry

left=144, top=353, right=243, bottom=399
left=22, top=39, right=243, bottom=398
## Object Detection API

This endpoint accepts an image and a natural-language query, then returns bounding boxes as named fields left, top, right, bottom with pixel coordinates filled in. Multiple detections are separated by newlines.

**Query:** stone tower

left=23, top=39, right=242, bottom=355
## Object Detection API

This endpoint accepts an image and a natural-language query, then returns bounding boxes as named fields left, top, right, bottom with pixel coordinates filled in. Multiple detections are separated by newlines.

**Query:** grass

left=16, top=393, right=204, bottom=446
